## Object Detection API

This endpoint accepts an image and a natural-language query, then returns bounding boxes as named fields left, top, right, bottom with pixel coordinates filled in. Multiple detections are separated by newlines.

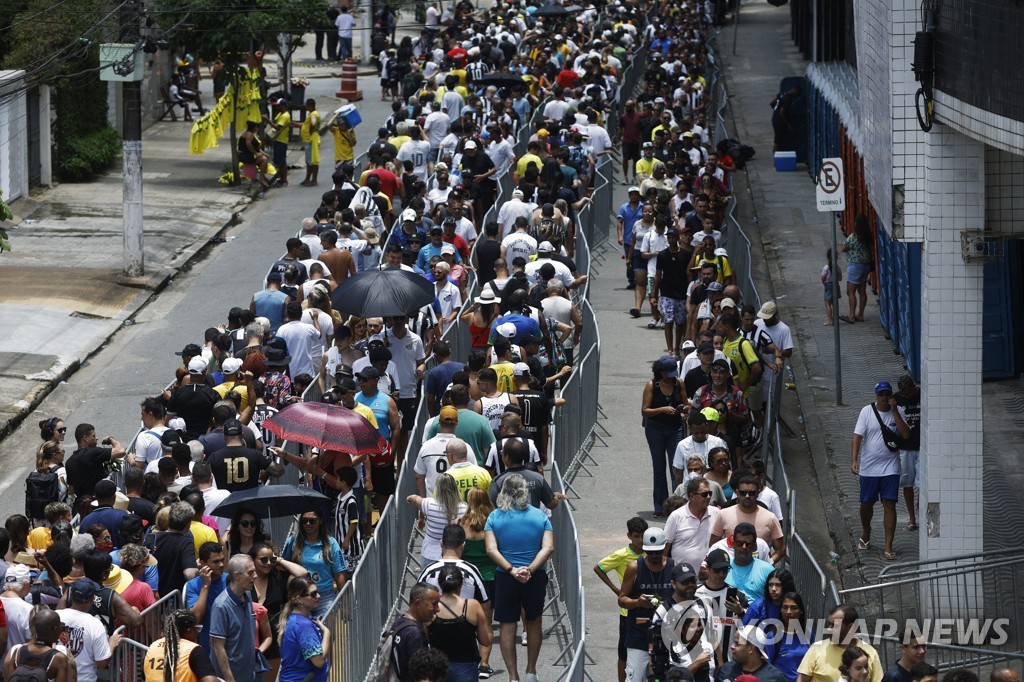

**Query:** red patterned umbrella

left=263, top=402, right=386, bottom=454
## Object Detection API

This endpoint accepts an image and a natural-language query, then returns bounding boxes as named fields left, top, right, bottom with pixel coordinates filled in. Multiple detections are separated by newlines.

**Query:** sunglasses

left=258, top=556, right=277, bottom=565
left=301, top=518, right=320, bottom=526
left=238, top=519, right=257, bottom=528
left=56, top=427, right=67, bottom=434
left=691, top=491, right=713, bottom=498
left=736, top=490, right=758, bottom=497
left=305, top=590, right=321, bottom=598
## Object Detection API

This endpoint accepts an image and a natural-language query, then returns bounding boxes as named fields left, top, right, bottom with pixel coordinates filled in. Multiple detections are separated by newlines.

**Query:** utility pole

left=120, top=0, right=144, bottom=277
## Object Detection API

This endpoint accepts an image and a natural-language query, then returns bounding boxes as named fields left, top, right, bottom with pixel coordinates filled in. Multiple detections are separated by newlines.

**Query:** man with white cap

left=212, top=358, right=250, bottom=411
left=168, top=358, right=221, bottom=441
left=525, top=242, right=579, bottom=289
left=2, top=564, right=35, bottom=645
left=718, top=625, right=789, bottom=682
left=497, top=188, right=537, bottom=238
left=618, top=527, right=676, bottom=682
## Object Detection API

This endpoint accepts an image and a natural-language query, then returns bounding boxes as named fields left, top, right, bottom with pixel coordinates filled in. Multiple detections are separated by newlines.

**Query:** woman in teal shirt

left=283, top=509, right=347, bottom=618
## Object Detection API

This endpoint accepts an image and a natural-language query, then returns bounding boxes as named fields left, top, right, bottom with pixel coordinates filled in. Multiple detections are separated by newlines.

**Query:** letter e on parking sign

left=815, top=158, right=846, bottom=212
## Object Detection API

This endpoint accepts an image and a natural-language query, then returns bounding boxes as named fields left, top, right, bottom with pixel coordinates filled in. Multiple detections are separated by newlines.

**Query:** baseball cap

left=3, top=564, right=31, bottom=585
left=757, top=301, right=778, bottom=319
left=681, top=340, right=696, bottom=352
left=705, top=548, right=732, bottom=570
left=160, top=429, right=183, bottom=450
left=175, top=343, right=202, bottom=358
left=656, top=355, right=678, bottom=379
left=94, top=479, right=117, bottom=500
left=706, top=281, right=724, bottom=292
left=628, top=185, right=641, bottom=194
left=440, top=244, right=456, bottom=256
left=536, top=128, right=550, bottom=138
left=512, top=362, right=531, bottom=377
left=711, top=358, right=731, bottom=372
left=223, top=419, right=244, bottom=437
left=737, top=624, right=769, bottom=659
left=120, top=514, right=147, bottom=539
left=464, top=139, right=477, bottom=149
left=439, top=406, right=460, bottom=424
left=671, top=563, right=697, bottom=582
left=188, top=357, right=208, bottom=374
left=512, top=189, right=524, bottom=198
left=700, top=407, right=720, bottom=423
left=222, top=357, right=243, bottom=374
left=357, top=366, right=381, bottom=381
left=720, top=297, right=737, bottom=310
left=402, top=208, right=417, bottom=221
left=70, top=578, right=102, bottom=603
left=496, top=322, right=518, bottom=339
left=537, top=241, right=555, bottom=253
left=875, top=381, right=893, bottom=394
left=429, top=225, right=443, bottom=234
left=433, top=162, right=448, bottom=172
left=642, top=527, right=667, bottom=552
left=714, top=247, right=729, bottom=258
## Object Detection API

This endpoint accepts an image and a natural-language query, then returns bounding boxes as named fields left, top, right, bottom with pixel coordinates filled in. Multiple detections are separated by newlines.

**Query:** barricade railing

left=113, top=589, right=183, bottom=644
left=110, top=636, right=150, bottom=682
left=550, top=461, right=592, bottom=681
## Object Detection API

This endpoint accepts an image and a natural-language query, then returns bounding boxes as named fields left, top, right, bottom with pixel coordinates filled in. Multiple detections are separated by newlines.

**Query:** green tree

left=155, top=0, right=327, bottom=182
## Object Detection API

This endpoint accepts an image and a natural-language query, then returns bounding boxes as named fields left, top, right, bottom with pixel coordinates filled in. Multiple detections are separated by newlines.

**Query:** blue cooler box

left=774, top=151, right=797, bottom=171
left=339, top=105, right=362, bottom=128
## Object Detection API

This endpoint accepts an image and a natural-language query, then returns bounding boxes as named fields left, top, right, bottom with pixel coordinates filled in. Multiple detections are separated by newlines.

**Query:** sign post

left=816, top=158, right=846, bottom=405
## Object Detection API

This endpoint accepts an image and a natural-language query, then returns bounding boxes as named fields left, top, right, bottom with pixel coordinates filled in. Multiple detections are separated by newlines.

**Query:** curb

left=0, top=200, right=247, bottom=447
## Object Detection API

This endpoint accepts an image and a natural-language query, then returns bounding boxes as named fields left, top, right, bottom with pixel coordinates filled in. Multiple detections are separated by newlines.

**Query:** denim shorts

left=847, top=262, right=869, bottom=285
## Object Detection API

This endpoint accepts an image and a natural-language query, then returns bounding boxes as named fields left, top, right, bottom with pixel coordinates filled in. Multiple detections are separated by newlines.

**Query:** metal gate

left=26, top=87, right=41, bottom=187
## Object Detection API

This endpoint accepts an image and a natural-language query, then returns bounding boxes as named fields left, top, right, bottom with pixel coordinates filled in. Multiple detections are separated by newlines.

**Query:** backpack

left=371, top=617, right=419, bottom=682
left=25, top=468, right=60, bottom=520
left=8, top=645, right=58, bottom=682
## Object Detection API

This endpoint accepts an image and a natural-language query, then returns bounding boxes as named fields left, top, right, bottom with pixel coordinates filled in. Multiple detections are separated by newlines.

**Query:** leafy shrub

left=57, top=127, right=121, bottom=181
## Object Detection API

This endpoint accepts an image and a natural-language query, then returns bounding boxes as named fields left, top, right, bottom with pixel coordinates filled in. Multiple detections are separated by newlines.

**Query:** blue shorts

left=847, top=262, right=869, bottom=285
left=859, top=474, right=900, bottom=503
left=493, top=568, right=548, bottom=623
left=659, top=296, right=687, bottom=325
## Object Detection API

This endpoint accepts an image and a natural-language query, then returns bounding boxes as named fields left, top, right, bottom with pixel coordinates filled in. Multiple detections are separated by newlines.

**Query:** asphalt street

left=0, top=80, right=394, bottom=522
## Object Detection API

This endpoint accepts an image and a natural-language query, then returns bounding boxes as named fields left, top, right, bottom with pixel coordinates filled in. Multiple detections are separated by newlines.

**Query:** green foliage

left=58, top=126, right=121, bottom=181
left=1, top=0, right=115, bottom=74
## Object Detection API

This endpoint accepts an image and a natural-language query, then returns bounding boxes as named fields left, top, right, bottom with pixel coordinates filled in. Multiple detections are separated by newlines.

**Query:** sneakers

left=647, top=319, right=657, bottom=329
left=478, top=664, right=495, bottom=679
left=524, top=674, right=540, bottom=682
left=521, top=631, right=528, bottom=646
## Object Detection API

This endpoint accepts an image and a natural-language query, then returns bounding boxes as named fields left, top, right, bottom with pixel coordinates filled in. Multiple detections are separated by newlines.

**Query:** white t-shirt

left=378, top=329, right=424, bottom=399
left=275, top=320, right=321, bottom=377
left=525, top=258, right=573, bottom=288
left=672, top=434, right=729, bottom=470
left=854, top=404, right=901, bottom=477
left=397, top=140, right=432, bottom=181
left=680, top=350, right=728, bottom=378
left=754, top=319, right=793, bottom=365
left=58, top=608, right=112, bottom=682
left=335, top=12, right=355, bottom=37
left=502, top=232, right=538, bottom=264
left=454, top=217, right=477, bottom=244
left=424, top=111, right=450, bottom=147
left=351, top=356, right=400, bottom=395
left=1, top=595, right=33, bottom=646
left=414, top=433, right=457, bottom=496
left=497, top=200, right=537, bottom=238
left=301, top=309, right=334, bottom=371
left=134, top=425, right=169, bottom=466
left=641, top=230, right=669, bottom=276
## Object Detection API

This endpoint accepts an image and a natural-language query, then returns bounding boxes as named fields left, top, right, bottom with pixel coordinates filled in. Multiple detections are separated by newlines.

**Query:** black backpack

left=8, top=645, right=58, bottom=682
left=25, top=467, right=60, bottom=520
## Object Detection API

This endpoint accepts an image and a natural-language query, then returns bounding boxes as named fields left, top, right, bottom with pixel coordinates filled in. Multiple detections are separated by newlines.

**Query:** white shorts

left=899, top=450, right=919, bottom=488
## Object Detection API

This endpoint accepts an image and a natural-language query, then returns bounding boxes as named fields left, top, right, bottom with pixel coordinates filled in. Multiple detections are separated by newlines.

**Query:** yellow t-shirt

left=698, top=255, right=734, bottom=282
left=797, top=639, right=883, bottom=682
left=446, top=462, right=492, bottom=500
left=300, top=110, right=320, bottom=143
left=389, top=134, right=411, bottom=151
left=190, top=520, right=219, bottom=558
left=332, top=126, right=356, bottom=162
left=450, top=68, right=468, bottom=87
left=650, top=124, right=671, bottom=141
left=723, top=334, right=761, bottom=392
left=490, top=361, right=515, bottom=393
left=517, top=153, right=543, bottom=178
left=635, top=157, right=656, bottom=177
left=597, top=545, right=644, bottom=617
left=273, top=111, right=292, bottom=143
left=214, top=381, right=250, bottom=412
left=28, top=525, right=55, bottom=551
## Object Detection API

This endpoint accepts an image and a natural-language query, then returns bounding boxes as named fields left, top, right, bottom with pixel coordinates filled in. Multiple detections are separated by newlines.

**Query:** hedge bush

left=57, top=126, right=121, bottom=181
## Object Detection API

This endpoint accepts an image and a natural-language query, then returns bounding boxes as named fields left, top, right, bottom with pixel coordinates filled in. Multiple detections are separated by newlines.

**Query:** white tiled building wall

left=919, top=126, right=985, bottom=561
left=889, top=0, right=927, bottom=242
left=984, top=146, right=1024, bottom=235
left=853, top=0, right=893, bottom=231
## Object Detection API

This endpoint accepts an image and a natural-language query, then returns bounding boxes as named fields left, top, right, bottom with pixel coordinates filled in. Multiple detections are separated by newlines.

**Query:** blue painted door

left=982, top=246, right=1017, bottom=379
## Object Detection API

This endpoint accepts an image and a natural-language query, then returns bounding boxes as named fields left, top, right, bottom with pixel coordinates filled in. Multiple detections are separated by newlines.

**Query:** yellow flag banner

left=189, top=68, right=263, bottom=156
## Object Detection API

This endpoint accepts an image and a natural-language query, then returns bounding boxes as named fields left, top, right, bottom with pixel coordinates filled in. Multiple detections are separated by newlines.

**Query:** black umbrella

left=532, top=3, right=583, bottom=16
left=474, top=72, right=529, bottom=88
left=215, top=484, right=330, bottom=519
left=330, top=268, right=436, bottom=318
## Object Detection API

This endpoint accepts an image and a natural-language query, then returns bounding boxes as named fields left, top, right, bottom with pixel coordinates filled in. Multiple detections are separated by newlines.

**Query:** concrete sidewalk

left=0, top=40, right=384, bottom=443
left=718, top=0, right=917, bottom=582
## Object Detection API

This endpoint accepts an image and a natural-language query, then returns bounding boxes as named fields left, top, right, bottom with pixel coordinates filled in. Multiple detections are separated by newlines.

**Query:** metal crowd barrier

left=113, top=590, right=184, bottom=653
left=550, top=462, right=592, bottom=681
left=110, top=636, right=151, bottom=682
